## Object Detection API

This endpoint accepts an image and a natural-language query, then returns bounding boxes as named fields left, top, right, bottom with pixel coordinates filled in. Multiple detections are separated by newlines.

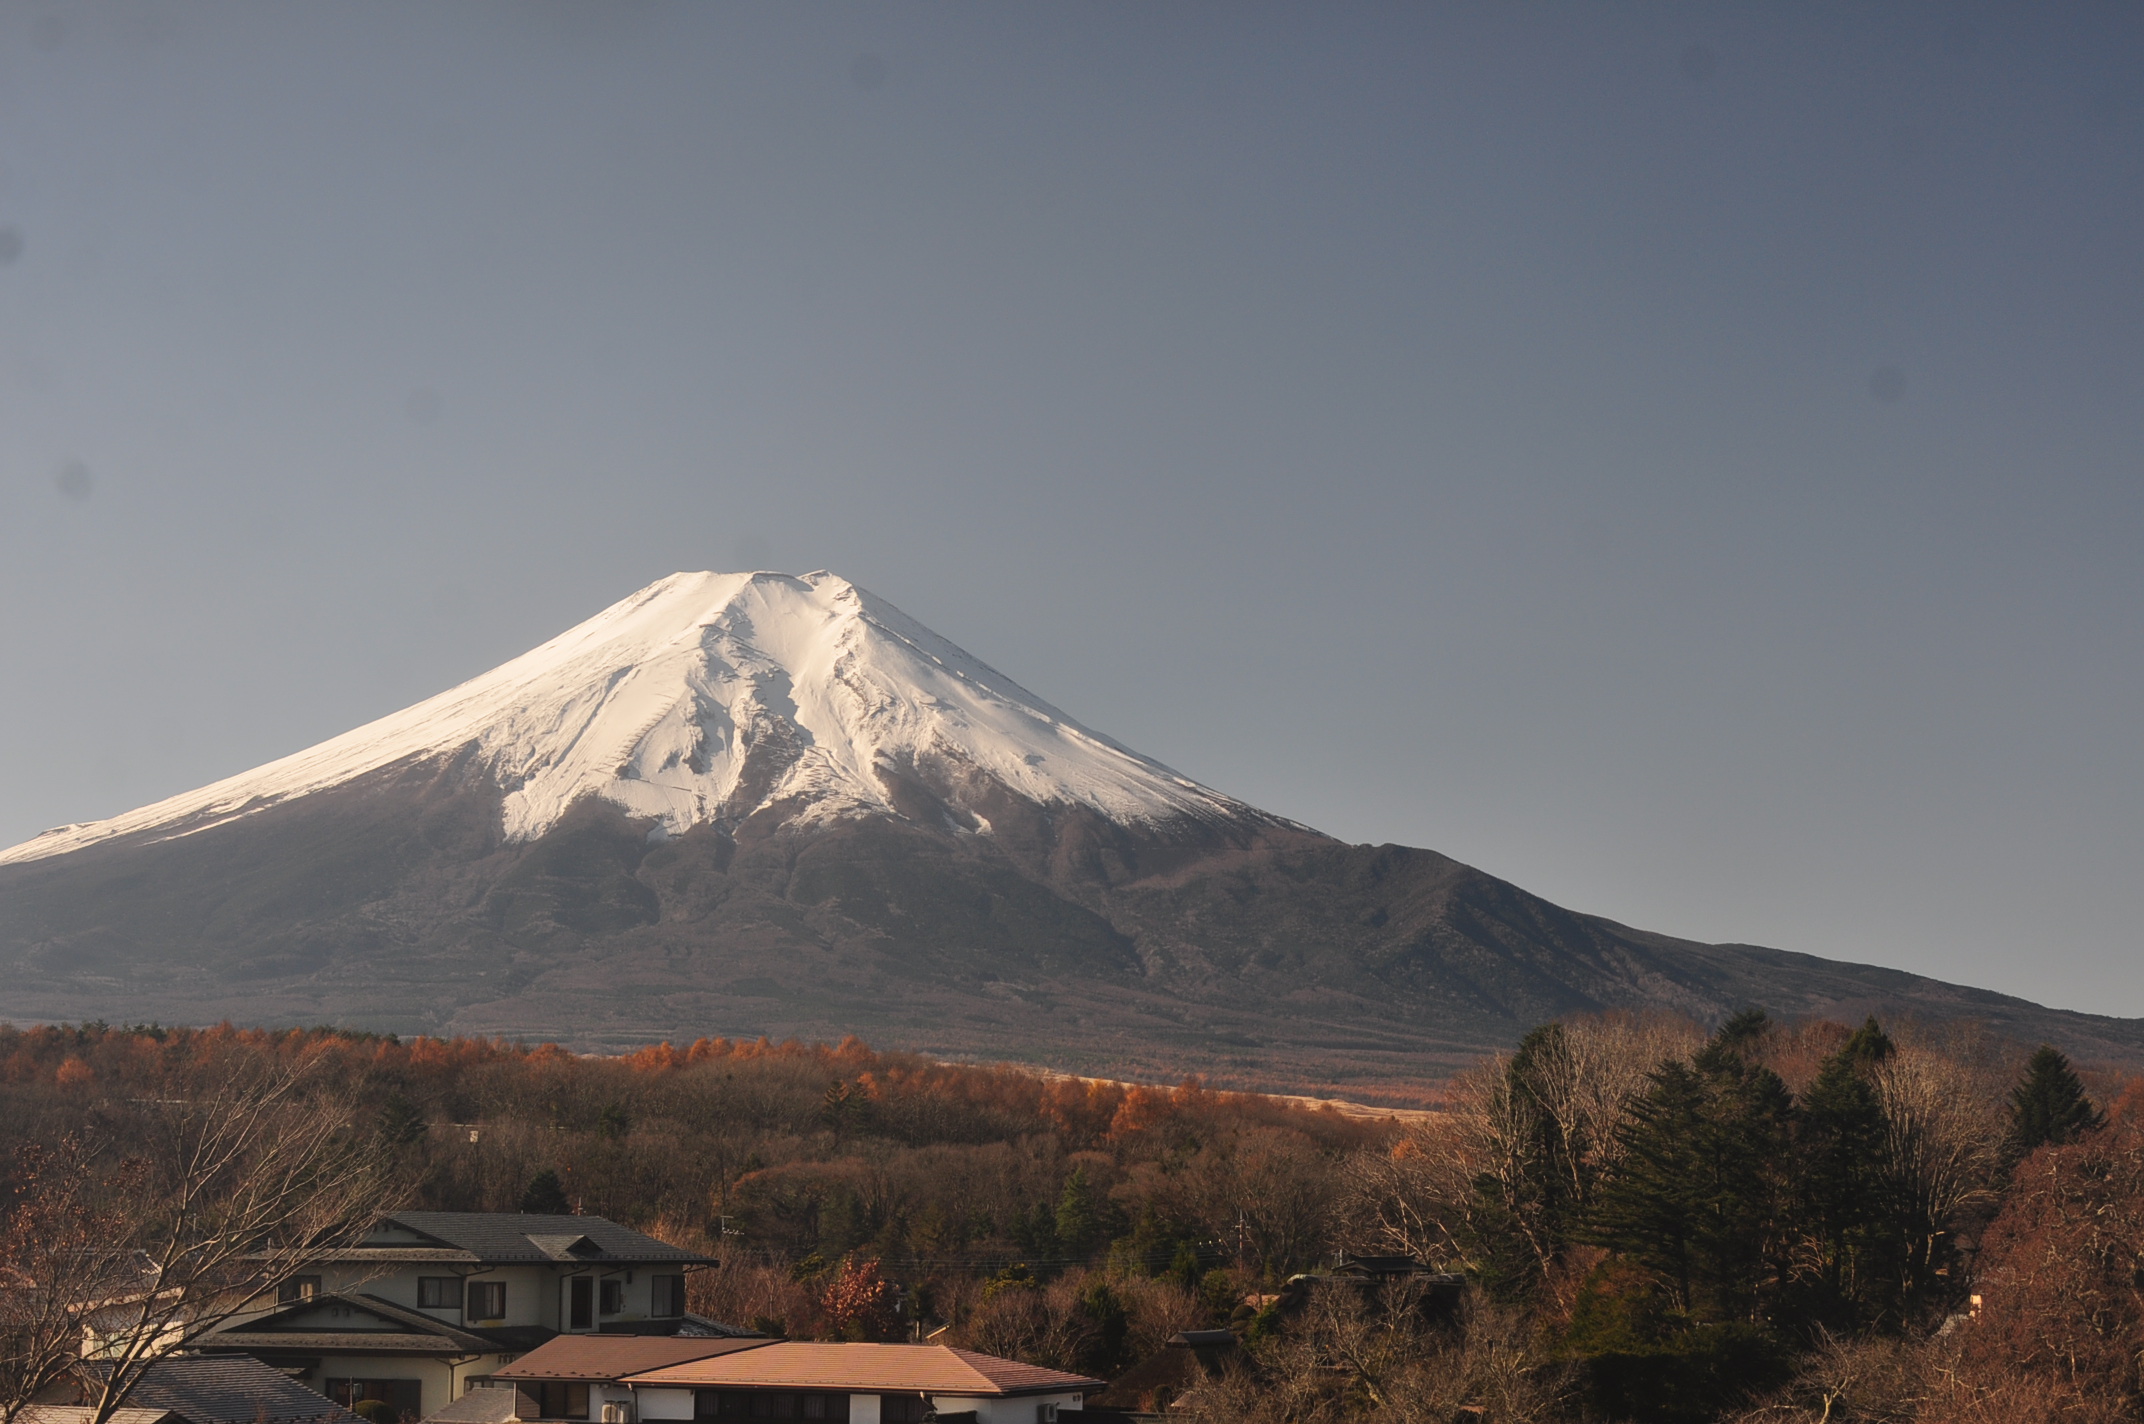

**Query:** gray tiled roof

left=90, top=1356, right=352, bottom=1424
left=199, top=1293, right=519, bottom=1355
left=333, top=1215, right=714, bottom=1266
left=420, top=1389, right=519, bottom=1424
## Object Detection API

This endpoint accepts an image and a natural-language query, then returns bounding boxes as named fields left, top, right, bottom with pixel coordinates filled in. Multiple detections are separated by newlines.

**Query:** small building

left=625, top=1342, right=1103, bottom=1424
left=195, top=1213, right=721, bottom=1420
left=491, top=1336, right=773, bottom=1423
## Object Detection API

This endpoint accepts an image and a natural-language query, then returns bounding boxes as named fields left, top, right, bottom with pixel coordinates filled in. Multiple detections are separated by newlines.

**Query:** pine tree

left=1055, top=1165, right=1101, bottom=1259
left=1840, top=1016, right=1895, bottom=1067
left=1793, top=1032, right=1899, bottom=1328
left=377, top=1092, right=425, bottom=1149
left=520, top=1169, right=571, bottom=1214
left=2005, top=1045, right=2104, bottom=1162
left=1587, top=1012, right=1795, bottom=1325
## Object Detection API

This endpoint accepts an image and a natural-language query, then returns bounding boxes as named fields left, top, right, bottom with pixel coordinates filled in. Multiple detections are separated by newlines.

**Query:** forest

left=2, top=1011, right=2139, bottom=1423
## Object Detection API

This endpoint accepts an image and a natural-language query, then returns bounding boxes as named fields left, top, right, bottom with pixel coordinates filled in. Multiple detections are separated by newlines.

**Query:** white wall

left=634, top=1388, right=695, bottom=1421
left=971, top=1393, right=1085, bottom=1424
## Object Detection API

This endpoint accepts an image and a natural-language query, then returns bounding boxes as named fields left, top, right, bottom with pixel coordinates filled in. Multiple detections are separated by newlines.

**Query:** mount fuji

left=2, top=571, right=2135, bottom=1095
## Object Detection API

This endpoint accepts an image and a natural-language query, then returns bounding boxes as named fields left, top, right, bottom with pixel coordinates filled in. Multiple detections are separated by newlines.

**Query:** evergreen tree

left=2005, top=1045, right=2104, bottom=1162
left=520, top=1169, right=571, bottom=1214
left=377, top=1092, right=426, bottom=1149
left=597, top=1102, right=631, bottom=1140
left=1841, top=1016, right=1895, bottom=1067
left=1011, top=1200, right=1059, bottom=1262
left=1055, top=1165, right=1101, bottom=1259
left=1587, top=1012, right=1796, bottom=1325
left=1792, top=1031, right=1900, bottom=1329
left=1075, top=1278, right=1131, bottom=1376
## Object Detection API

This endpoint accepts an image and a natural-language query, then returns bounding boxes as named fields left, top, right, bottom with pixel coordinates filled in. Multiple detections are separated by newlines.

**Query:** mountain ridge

left=2, top=571, right=2136, bottom=1097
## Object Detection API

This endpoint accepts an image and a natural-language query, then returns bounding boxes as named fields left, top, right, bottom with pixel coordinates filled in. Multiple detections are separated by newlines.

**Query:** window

left=536, top=1384, right=589, bottom=1419
left=650, top=1274, right=686, bottom=1318
left=467, top=1281, right=507, bottom=1321
left=278, top=1276, right=322, bottom=1305
left=418, top=1277, right=460, bottom=1309
left=879, top=1399, right=928, bottom=1424
left=327, top=1380, right=422, bottom=1419
left=694, top=1397, right=847, bottom=1422
left=569, top=1277, right=594, bottom=1330
left=599, top=1280, right=624, bottom=1315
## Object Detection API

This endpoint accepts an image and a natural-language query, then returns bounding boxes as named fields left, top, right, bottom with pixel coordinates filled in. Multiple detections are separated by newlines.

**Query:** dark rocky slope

left=2, top=755, right=2134, bottom=1100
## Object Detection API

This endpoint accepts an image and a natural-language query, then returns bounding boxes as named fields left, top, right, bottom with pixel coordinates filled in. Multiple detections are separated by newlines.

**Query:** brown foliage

left=1965, top=1115, right=2144, bottom=1408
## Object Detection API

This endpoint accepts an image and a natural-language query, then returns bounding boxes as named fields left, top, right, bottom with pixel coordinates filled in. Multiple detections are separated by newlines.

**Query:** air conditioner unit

left=600, top=1404, right=629, bottom=1424
left=1035, top=1406, right=1058, bottom=1423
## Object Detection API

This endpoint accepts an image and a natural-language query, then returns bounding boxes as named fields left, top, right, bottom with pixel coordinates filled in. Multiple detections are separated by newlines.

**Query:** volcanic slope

left=1, top=571, right=2135, bottom=1097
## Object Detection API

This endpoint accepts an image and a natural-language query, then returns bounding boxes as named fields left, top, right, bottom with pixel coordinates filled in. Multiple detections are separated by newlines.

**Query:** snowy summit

left=1, top=571, right=1258, bottom=867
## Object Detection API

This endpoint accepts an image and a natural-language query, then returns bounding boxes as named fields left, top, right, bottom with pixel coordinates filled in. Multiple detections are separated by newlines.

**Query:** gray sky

left=2, top=4, right=2140, bottom=1015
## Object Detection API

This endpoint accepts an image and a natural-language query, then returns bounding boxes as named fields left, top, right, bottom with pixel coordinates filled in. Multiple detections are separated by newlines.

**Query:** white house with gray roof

left=196, top=1213, right=725, bottom=1421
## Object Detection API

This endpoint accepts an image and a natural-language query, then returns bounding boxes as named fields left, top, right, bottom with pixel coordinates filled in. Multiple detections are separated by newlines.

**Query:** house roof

left=497, top=1336, right=773, bottom=1381
left=624, top=1344, right=1105, bottom=1397
left=419, top=1390, right=519, bottom=1424
left=197, top=1292, right=532, bottom=1356
left=1089, top=1332, right=1239, bottom=1410
left=21, top=1408, right=180, bottom=1424
left=313, top=1214, right=714, bottom=1267
left=85, top=1356, right=352, bottom=1424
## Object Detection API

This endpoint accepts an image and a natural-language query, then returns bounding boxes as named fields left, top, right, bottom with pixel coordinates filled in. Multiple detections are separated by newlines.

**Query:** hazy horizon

left=2, top=4, right=2140, bottom=1016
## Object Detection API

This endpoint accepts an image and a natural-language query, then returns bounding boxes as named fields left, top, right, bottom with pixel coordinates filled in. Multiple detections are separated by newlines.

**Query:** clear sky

left=1, top=4, right=2139, bottom=1015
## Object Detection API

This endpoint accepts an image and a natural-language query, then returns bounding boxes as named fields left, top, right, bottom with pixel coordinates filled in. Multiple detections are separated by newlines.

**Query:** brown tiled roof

left=497, top=1336, right=773, bottom=1381
left=624, top=1344, right=1104, bottom=1397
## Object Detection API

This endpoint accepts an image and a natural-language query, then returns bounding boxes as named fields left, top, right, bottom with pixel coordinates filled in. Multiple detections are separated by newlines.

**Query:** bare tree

left=3, top=1058, right=404, bottom=1424
left=1343, top=1013, right=1698, bottom=1280
left=1340, top=1113, right=1479, bottom=1267
left=0, top=1139, right=149, bottom=1424
left=1871, top=1044, right=2004, bottom=1295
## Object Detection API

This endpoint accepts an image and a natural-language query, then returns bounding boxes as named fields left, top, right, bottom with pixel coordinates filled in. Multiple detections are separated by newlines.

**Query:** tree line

left=1, top=1014, right=2139, bottom=1421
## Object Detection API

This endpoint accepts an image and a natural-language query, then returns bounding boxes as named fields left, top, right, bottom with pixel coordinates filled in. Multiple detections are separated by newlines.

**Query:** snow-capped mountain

left=3, top=571, right=2136, bottom=1094
left=1, top=571, right=1261, bottom=868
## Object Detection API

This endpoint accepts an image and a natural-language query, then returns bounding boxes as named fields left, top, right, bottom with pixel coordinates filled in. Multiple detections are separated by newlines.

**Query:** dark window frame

left=417, top=1277, right=460, bottom=1310
left=693, top=1393, right=848, bottom=1421
left=277, top=1275, right=323, bottom=1306
left=651, top=1274, right=686, bottom=1318
left=568, top=1276, right=594, bottom=1330
left=467, top=1280, right=507, bottom=1321
left=326, top=1379, right=423, bottom=1418
left=535, top=1383, right=590, bottom=1419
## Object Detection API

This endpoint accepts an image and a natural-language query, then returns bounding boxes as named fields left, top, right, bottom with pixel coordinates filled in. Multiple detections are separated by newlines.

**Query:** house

left=36, top=1356, right=353, bottom=1424
left=623, top=1342, right=1104, bottom=1424
left=490, top=1336, right=773, bottom=1424
left=193, top=1213, right=720, bottom=1420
